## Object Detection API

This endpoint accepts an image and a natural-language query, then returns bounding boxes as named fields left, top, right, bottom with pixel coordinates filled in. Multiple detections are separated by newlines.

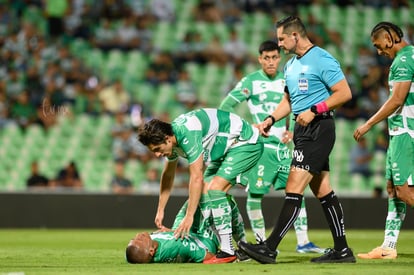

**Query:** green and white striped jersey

left=169, top=108, right=260, bottom=164
left=220, top=69, right=287, bottom=144
left=151, top=230, right=218, bottom=263
left=388, top=45, right=414, bottom=137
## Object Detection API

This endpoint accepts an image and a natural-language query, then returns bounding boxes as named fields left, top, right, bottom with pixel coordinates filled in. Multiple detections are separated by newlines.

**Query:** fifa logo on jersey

left=293, top=149, right=304, bottom=162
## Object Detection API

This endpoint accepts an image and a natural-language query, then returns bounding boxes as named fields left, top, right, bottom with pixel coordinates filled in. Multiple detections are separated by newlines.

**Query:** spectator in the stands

left=349, top=137, right=373, bottom=179
left=26, top=161, right=50, bottom=189
left=174, top=31, right=206, bottom=66
left=336, top=65, right=362, bottom=120
left=136, top=15, right=154, bottom=53
left=98, top=79, right=131, bottom=115
left=73, top=81, right=103, bottom=116
left=91, top=18, right=118, bottom=52
left=52, top=161, right=83, bottom=189
left=111, top=159, right=134, bottom=194
left=144, top=51, right=177, bottom=86
left=5, top=67, right=24, bottom=102
left=0, top=87, right=11, bottom=129
left=204, top=34, right=228, bottom=66
left=149, top=0, right=176, bottom=22
left=373, top=122, right=389, bottom=153
left=113, top=127, right=152, bottom=163
left=11, top=91, right=37, bottom=130
left=192, top=0, right=222, bottom=23
left=115, top=16, right=140, bottom=51
left=175, top=69, right=199, bottom=111
left=360, top=83, right=388, bottom=119
left=223, top=28, right=249, bottom=66
left=44, top=0, right=69, bottom=41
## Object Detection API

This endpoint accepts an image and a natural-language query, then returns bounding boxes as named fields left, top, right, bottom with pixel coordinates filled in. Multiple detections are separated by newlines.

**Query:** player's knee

left=395, top=185, right=414, bottom=206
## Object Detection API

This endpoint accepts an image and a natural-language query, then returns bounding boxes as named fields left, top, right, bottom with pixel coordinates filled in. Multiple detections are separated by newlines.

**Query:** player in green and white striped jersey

left=220, top=40, right=323, bottom=253
left=126, top=192, right=249, bottom=264
left=126, top=194, right=219, bottom=263
left=138, top=108, right=263, bottom=263
left=354, top=22, right=414, bottom=259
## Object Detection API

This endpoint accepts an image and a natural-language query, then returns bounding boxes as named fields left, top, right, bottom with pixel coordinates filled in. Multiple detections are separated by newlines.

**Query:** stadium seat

left=69, top=38, right=91, bottom=60
left=85, top=48, right=106, bottom=75
left=103, top=49, right=126, bottom=82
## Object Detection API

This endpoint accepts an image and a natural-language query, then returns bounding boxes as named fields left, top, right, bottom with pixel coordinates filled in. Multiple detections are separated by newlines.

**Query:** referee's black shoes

left=310, top=248, right=356, bottom=263
left=238, top=241, right=277, bottom=264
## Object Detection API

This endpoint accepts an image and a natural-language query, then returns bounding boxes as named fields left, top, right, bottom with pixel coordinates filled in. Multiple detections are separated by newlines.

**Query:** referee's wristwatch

left=265, top=115, right=276, bottom=125
left=310, top=105, right=318, bottom=115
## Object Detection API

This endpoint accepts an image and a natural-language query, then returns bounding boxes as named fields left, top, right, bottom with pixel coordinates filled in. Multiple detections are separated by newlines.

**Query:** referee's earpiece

left=294, top=35, right=298, bottom=42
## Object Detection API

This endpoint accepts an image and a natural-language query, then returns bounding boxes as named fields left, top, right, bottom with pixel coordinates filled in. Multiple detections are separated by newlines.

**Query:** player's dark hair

left=275, top=15, right=307, bottom=37
left=137, top=119, right=173, bottom=146
left=371, top=21, right=403, bottom=45
left=259, top=40, right=280, bottom=54
left=126, top=245, right=140, bottom=264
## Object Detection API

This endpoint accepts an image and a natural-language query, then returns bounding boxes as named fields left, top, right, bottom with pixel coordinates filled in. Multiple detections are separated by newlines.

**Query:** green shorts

left=204, top=139, right=263, bottom=185
left=385, top=133, right=414, bottom=186
left=239, top=143, right=291, bottom=194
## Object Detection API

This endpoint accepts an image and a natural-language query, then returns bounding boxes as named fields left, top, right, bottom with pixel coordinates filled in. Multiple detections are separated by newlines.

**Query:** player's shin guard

left=209, top=190, right=234, bottom=255
left=383, top=197, right=406, bottom=249
left=246, top=193, right=266, bottom=243
left=227, top=194, right=246, bottom=243
left=294, top=198, right=310, bottom=245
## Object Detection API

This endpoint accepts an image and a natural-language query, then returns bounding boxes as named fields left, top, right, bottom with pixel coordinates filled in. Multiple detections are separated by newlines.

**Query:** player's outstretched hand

left=154, top=210, right=165, bottom=230
left=353, top=123, right=371, bottom=142
left=173, top=215, right=194, bottom=239
left=255, top=120, right=272, bottom=137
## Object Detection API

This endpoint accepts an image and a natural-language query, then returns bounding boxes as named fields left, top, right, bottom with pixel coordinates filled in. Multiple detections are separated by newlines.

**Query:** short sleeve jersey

left=284, top=46, right=344, bottom=114
left=223, top=69, right=287, bottom=144
left=168, top=108, right=259, bottom=164
left=388, top=45, right=414, bottom=137
left=151, top=230, right=218, bottom=263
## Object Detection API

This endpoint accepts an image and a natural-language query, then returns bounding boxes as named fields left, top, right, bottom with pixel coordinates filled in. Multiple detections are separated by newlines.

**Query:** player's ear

left=149, top=241, right=157, bottom=256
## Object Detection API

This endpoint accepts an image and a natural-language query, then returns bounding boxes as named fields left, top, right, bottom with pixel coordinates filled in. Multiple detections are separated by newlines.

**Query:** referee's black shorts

left=291, top=116, right=335, bottom=175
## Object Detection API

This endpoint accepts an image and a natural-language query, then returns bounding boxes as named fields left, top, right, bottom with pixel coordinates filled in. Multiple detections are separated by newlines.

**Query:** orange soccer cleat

left=203, top=251, right=237, bottom=264
left=357, top=247, right=397, bottom=259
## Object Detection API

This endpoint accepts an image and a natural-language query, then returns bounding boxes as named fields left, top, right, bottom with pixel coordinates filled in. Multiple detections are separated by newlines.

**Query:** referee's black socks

left=319, top=191, right=349, bottom=251
left=266, top=193, right=303, bottom=251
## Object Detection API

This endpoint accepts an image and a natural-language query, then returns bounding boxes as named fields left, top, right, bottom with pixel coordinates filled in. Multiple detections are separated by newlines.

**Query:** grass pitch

left=0, top=229, right=413, bottom=275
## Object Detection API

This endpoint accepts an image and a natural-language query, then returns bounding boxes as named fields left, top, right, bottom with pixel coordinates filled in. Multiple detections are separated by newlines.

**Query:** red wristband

left=315, top=101, right=329, bottom=114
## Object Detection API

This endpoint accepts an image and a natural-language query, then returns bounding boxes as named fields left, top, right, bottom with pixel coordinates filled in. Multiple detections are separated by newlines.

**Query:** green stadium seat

left=153, top=84, right=177, bottom=116
left=153, top=22, right=175, bottom=51
left=85, top=48, right=106, bottom=75
left=69, top=38, right=91, bottom=60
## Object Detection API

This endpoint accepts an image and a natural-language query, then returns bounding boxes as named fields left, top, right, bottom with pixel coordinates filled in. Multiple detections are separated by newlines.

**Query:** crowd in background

left=0, top=0, right=411, bottom=194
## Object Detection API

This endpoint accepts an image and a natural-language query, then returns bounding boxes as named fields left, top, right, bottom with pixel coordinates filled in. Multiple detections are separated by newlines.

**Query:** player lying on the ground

left=126, top=194, right=249, bottom=263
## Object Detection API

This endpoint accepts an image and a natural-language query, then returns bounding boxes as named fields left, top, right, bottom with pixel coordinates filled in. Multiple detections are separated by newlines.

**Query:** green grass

left=0, top=229, right=413, bottom=275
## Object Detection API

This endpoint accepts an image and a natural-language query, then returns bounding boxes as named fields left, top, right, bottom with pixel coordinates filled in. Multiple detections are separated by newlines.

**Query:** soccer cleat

left=357, top=246, right=397, bottom=259
left=296, top=242, right=325, bottom=253
left=238, top=241, right=277, bottom=264
left=310, top=248, right=356, bottom=263
left=203, top=251, right=237, bottom=264
left=235, top=249, right=251, bottom=262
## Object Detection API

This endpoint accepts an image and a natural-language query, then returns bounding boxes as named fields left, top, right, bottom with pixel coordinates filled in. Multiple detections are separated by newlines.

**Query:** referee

left=239, top=15, right=356, bottom=264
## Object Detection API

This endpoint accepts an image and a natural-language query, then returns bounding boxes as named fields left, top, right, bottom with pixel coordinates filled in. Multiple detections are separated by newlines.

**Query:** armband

left=312, top=101, right=329, bottom=114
